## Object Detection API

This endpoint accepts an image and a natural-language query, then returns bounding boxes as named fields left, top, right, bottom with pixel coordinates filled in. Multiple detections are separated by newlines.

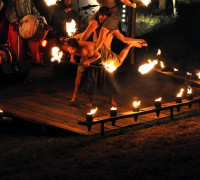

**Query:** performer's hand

left=83, top=60, right=91, bottom=67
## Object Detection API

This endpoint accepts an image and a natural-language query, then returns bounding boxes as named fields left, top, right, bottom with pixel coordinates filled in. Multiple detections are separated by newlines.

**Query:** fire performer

left=80, top=0, right=137, bottom=51
left=62, top=32, right=146, bottom=106
left=4, top=0, right=48, bottom=65
left=62, top=7, right=146, bottom=104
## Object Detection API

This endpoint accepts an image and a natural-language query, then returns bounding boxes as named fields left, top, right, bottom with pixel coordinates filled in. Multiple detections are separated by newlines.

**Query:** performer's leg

left=118, top=43, right=135, bottom=64
left=70, top=72, right=83, bottom=103
left=28, top=40, right=40, bottom=63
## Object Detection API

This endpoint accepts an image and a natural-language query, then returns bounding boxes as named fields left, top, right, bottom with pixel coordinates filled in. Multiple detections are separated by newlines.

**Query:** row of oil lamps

left=86, top=86, right=194, bottom=122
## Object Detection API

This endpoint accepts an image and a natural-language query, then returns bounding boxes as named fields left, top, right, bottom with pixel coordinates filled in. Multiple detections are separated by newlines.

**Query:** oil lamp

left=154, top=97, right=162, bottom=108
left=86, top=108, right=97, bottom=122
left=133, top=101, right=141, bottom=112
left=110, top=107, right=117, bottom=117
left=176, top=88, right=184, bottom=103
left=187, top=86, right=193, bottom=100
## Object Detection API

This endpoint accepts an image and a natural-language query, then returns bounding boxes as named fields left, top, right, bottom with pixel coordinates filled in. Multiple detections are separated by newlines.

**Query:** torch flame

left=87, top=107, right=98, bottom=115
left=138, top=59, right=158, bottom=74
left=43, top=0, right=57, bottom=6
left=187, top=86, right=192, bottom=94
left=173, top=68, right=179, bottom=72
left=155, top=97, right=162, bottom=102
left=51, top=47, right=63, bottom=63
left=160, top=61, right=166, bottom=69
left=140, top=0, right=151, bottom=6
left=187, top=72, right=192, bottom=76
left=157, top=49, right=161, bottom=56
left=196, top=71, right=200, bottom=79
left=66, top=19, right=77, bottom=37
left=176, top=88, right=184, bottom=97
left=103, top=61, right=117, bottom=73
left=111, top=107, right=117, bottom=110
left=133, top=101, right=141, bottom=108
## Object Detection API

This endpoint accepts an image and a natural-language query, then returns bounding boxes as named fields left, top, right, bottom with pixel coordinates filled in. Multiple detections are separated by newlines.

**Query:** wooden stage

left=0, top=65, right=199, bottom=136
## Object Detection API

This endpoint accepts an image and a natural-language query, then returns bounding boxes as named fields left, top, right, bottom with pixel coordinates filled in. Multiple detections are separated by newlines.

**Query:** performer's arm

left=83, top=50, right=101, bottom=66
left=120, top=0, right=136, bottom=8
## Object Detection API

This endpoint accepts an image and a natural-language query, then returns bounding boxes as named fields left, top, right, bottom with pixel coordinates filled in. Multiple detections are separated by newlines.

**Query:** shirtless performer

left=64, top=7, right=146, bottom=104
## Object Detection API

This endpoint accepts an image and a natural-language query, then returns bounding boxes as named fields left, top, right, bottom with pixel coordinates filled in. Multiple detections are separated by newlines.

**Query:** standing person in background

left=5, top=0, right=48, bottom=65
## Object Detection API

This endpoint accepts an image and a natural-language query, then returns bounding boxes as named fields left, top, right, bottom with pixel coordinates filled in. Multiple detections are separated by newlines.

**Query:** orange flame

left=110, top=107, right=117, bottom=110
left=43, top=0, right=57, bottom=6
left=187, top=72, right=192, bottom=76
left=157, top=49, right=161, bottom=56
left=176, top=88, right=184, bottom=97
left=51, top=47, right=63, bottom=63
left=160, top=61, right=165, bottom=69
left=133, top=101, right=141, bottom=108
left=0, top=109, right=3, bottom=113
left=141, top=0, right=151, bottom=6
left=87, top=107, right=98, bottom=115
left=173, top=68, right=179, bottom=72
left=155, top=97, right=162, bottom=102
left=66, top=19, right=77, bottom=37
left=138, top=59, right=158, bottom=74
left=103, top=61, right=117, bottom=73
left=187, top=86, right=192, bottom=94
left=196, top=71, right=200, bottom=79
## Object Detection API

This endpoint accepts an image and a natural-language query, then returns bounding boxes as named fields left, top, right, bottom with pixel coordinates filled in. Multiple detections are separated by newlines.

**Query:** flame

left=173, top=68, right=179, bottom=72
left=187, top=86, right=192, bottom=94
left=196, top=71, right=200, bottom=79
left=176, top=88, right=184, bottom=97
left=155, top=97, right=162, bottom=102
left=0, top=109, right=3, bottom=113
left=103, top=61, right=117, bottom=73
left=140, top=0, right=151, bottom=6
left=111, top=107, right=117, bottom=110
left=133, top=101, right=141, bottom=108
left=160, top=61, right=166, bottom=69
left=66, top=19, right=77, bottom=37
left=138, top=59, right=158, bottom=74
left=187, top=72, right=192, bottom=76
left=41, top=40, right=47, bottom=47
left=43, top=0, right=57, bottom=6
left=157, top=49, right=161, bottom=56
left=51, top=47, right=63, bottom=63
left=87, top=107, right=98, bottom=115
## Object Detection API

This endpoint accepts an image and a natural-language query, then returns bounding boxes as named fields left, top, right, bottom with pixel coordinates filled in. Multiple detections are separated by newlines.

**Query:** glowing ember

left=186, top=72, right=192, bottom=76
left=187, top=86, right=192, bottom=94
left=51, top=47, right=63, bottom=63
left=176, top=88, right=184, bottom=97
left=138, top=60, right=158, bottom=74
left=133, top=101, right=141, bottom=108
left=157, top=49, right=161, bottom=56
left=43, top=0, right=57, bottom=6
left=140, top=0, right=151, bottom=6
left=160, top=61, right=166, bottom=69
left=87, top=107, right=98, bottom=115
left=110, top=107, right=117, bottom=110
left=103, top=61, right=117, bottom=73
left=155, top=97, right=162, bottom=102
left=66, top=19, right=77, bottom=37
left=196, top=71, right=200, bottom=79
left=173, top=68, right=179, bottom=72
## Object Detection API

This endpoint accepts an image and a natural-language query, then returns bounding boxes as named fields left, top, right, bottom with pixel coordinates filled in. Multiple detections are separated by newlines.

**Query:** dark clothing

left=80, top=66, right=120, bottom=96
